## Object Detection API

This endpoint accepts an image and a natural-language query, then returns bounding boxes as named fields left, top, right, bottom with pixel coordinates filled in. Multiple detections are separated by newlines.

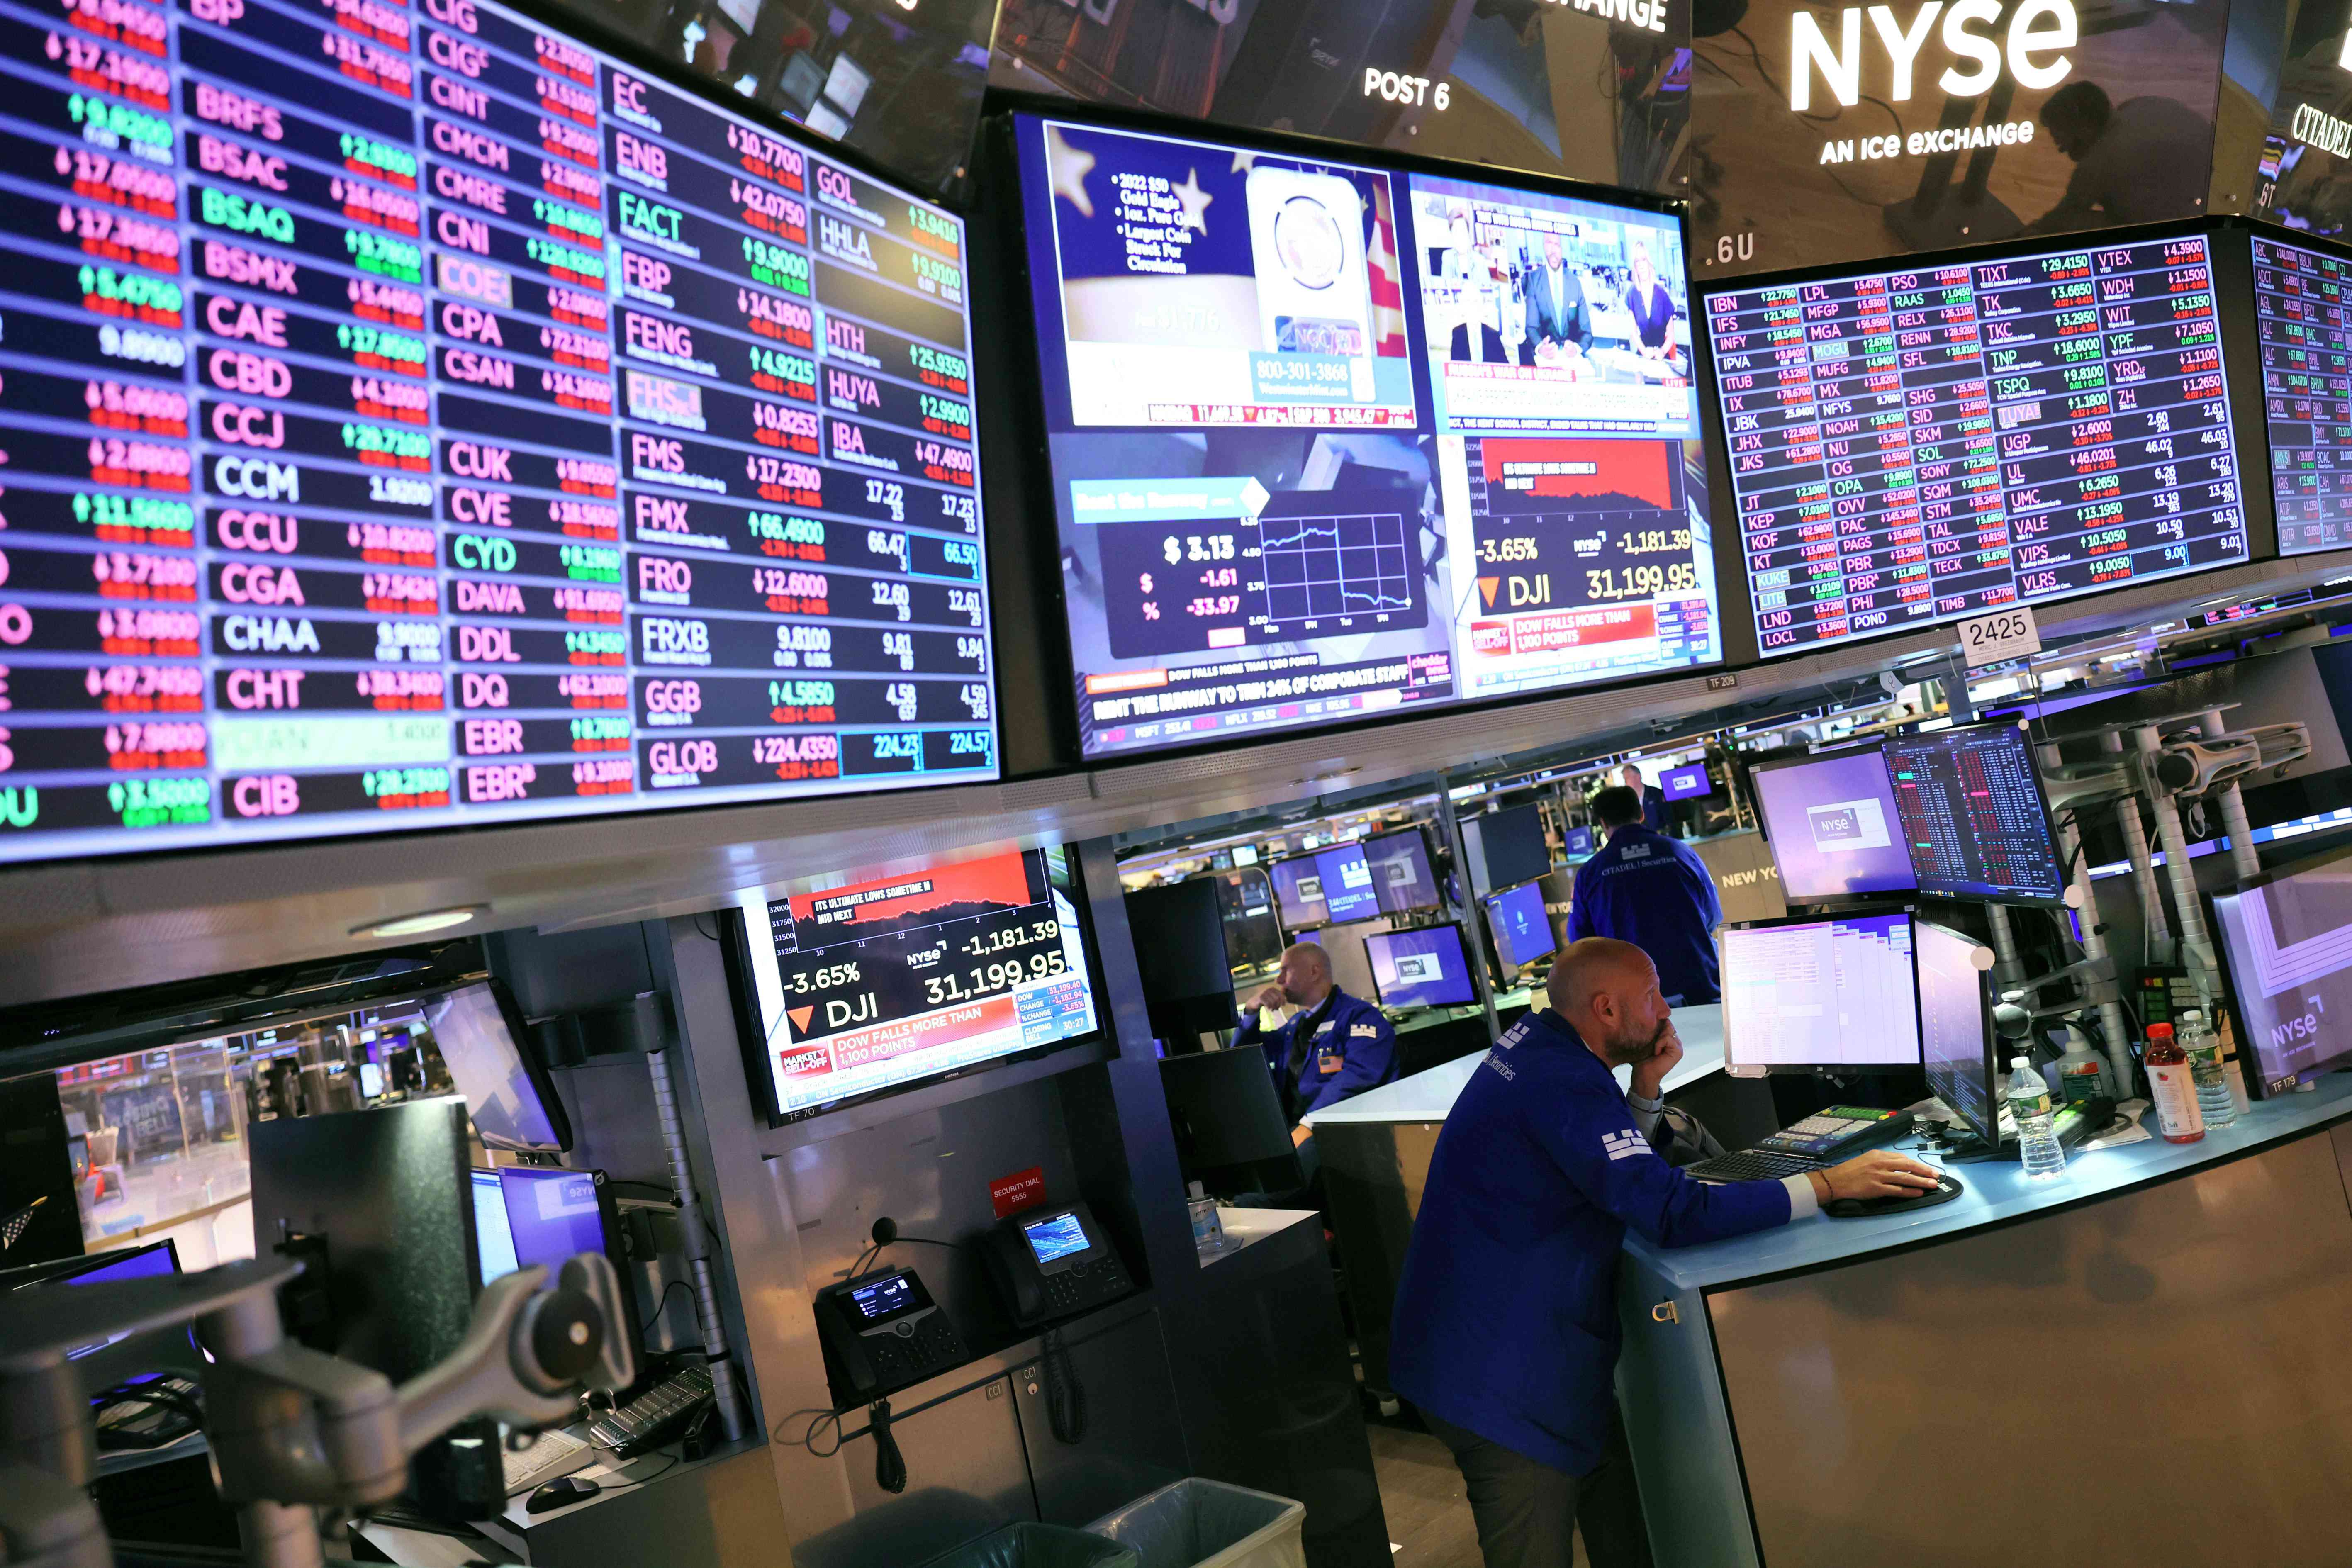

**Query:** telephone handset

left=813, top=1266, right=970, bottom=1402
left=981, top=1201, right=1134, bottom=1327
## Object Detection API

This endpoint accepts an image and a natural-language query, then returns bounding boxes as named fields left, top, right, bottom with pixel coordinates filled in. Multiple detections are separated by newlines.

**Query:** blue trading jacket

left=1567, top=825, right=1724, bottom=1004
left=1236, top=988, right=1400, bottom=1120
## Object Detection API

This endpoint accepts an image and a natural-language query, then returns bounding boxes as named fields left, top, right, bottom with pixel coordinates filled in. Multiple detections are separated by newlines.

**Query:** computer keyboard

left=1683, top=1148, right=1824, bottom=1184
left=586, top=1363, right=713, bottom=1458
left=501, top=1427, right=592, bottom=1495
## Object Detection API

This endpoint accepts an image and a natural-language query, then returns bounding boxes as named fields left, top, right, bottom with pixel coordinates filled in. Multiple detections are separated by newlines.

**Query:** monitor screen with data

left=1484, top=880, right=1554, bottom=971
left=1014, top=116, right=1721, bottom=760
left=2251, top=234, right=2352, bottom=557
left=734, top=848, right=1101, bottom=1123
left=1915, top=919, right=1995, bottom=1143
left=1752, top=750, right=1915, bottom=903
left=1703, top=234, right=2248, bottom=658
left=1882, top=723, right=2065, bottom=903
left=0, top=0, right=995, bottom=866
left=1721, top=912, right=1923, bottom=1073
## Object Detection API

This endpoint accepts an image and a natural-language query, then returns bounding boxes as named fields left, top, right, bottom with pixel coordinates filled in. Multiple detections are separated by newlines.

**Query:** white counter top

left=1199, top=1206, right=1319, bottom=1266
left=1304, top=1003, right=1726, bottom=1127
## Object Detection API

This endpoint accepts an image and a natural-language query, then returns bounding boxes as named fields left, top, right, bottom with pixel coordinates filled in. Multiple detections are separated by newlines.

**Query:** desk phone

left=982, top=1202, right=1133, bottom=1327
left=814, top=1266, right=969, bottom=1402
left=1754, top=1106, right=1914, bottom=1161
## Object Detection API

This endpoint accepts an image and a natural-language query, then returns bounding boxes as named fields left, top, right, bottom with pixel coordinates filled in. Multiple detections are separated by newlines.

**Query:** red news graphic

left=782, top=851, right=1034, bottom=930
left=1480, top=438, right=1676, bottom=511
left=1470, top=603, right=1657, bottom=656
left=778, top=995, right=1019, bottom=1080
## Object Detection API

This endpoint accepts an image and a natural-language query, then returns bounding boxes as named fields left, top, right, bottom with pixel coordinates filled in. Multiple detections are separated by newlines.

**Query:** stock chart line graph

left=1258, top=510, right=1418, bottom=628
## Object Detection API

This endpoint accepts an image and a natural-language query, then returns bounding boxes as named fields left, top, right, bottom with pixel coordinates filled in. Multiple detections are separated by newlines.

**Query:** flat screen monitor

left=1161, top=1049, right=1293, bottom=1178
left=1484, top=882, right=1555, bottom=972
left=1126, top=879, right=1236, bottom=1044
left=1752, top=750, right=1917, bottom=903
left=425, top=984, right=570, bottom=1153
left=21, top=1240, right=182, bottom=1363
left=2211, top=842, right=2352, bottom=1097
left=497, top=1167, right=609, bottom=1274
left=1315, top=845, right=1383, bottom=924
left=1469, top=805, right=1551, bottom=894
left=1704, top=233, right=2249, bottom=659
left=1915, top=920, right=1998, bottom=1144
left=1298, top=919, right=1386, bottom=1004
left=471, top=1169, right=521, bottom=1286
left=2251, top=235, right=2352, bottom=557
left=1366, top=925, right=1478, bottom=1010
left=1564, top=825, right=1596, bottom=858
left=1014, top=114, right=1720, bottom=762
left=1882, top=723, right=2066, bottom=903
left=1720, top=912, right=1924, bottom=1074
left=1269, top=853, right=1332, bottom=930
left=1363, top=829, right=1440, bottom=915
left=1662, top=763, right=1712, bottom=801
left=0, top=4, right=998, bottom=870
left=1213, top=870, right=1286, bottom=971
left=733, top=849, right=1103, bottom=1125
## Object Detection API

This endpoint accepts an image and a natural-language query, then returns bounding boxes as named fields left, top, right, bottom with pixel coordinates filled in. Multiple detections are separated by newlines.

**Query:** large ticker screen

left=736, top=847, right=1099, bottom=1122
left=1014, top=116, right=1720, bottom=760
left=0, top=0, right=992, bottom=865
left=1705, top=236, right=2249, bottom=658
left=2252, top=234, right=2352, bottom=557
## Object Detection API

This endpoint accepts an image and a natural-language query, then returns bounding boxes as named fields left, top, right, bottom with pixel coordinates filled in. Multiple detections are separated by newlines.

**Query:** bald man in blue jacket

left=1388, top=939, right=1938, bottom=1567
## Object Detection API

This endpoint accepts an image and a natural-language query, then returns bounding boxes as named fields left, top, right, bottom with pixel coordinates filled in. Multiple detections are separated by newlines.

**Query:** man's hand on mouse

left=1805, top=1150, right=1944, bottom=1204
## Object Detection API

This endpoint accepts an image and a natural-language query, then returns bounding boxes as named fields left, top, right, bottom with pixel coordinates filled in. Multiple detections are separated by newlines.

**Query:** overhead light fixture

left=349, top=905, right=485, bottom=940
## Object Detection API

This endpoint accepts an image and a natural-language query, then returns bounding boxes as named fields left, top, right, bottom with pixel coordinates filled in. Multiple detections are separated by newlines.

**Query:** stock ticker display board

left=2251, top=234, right=2352, bottom=556
left=0, top=0, right=993, bottom=863
left=1703, top=234, right=2249, bottom=658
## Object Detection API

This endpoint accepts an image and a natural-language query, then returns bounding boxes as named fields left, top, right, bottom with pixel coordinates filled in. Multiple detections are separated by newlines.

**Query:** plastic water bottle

left=2007, top=1055, right=2067, bottom=1181
left=2179, top=1009, right=2237, bottom=1129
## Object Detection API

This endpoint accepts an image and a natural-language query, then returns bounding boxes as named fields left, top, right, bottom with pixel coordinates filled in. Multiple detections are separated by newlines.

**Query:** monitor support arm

left=0, top=1253, right=635, bottom=1568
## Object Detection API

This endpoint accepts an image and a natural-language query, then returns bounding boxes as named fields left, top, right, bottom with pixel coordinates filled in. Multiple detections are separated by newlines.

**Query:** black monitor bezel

left=432, top=979, right=575, bottom=1154
left=2239, top=222, right=2352, bottom=562
left=1481, top=878, right=1558, bottom=974
left=1914, top=917, right=1999, bottom=1143
left=989, top=101, right=1738, bottom=773
left=1363, top=825, right=1443, bottom=917
left=1718, top=906, right=1927, bottom=1076
left=1748, top=745, right=1922, bottom=908
left=1363, top=922, right=1478, bottom=1010
left=1691, top=215, right=2283, bottom=670
left=719, top=847, right=1116, bottom=1130
left=1881, top=719, right=2071, bottom=908
left=2206, top=836, right=2352, bottom=1099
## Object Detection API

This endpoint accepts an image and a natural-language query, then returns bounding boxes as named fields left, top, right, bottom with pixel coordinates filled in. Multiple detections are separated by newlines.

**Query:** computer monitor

left=1751, top=749, right=1917, bottom=903
left=1915, top=920, right=1998, bottom=1143
left=1298, top=918, right=1386, bottom=1003
left=15, top=1240, right=183, bottom=1364
left=1882, top=722, right=2067, bottom=903
left=497, top=1167, right=613, bottom=1275
left=1127, top=880, right=1239, bottom=1044
left=1159, top=1049, right=1298, bottom=1195
left=1213, top=869, right=1286, bottom=972
left=424, top=981, right=572, bottom=1152
left=1484, top=882, right=1556, bottom=973
left=2211, top=841, right=2352, bottom=1097
left=1363, top=828, right=1440, bottom=915
left=357, top=1061, right=385, bottom=1101
left=1564, top=825, right=1596, bottom=859
left=472, top=1169, right=521, bottom=1286
left=1366, top=926, right=1478, bottom=1010
left=1465, top=805, right=1550, bottom=894
left=1662, top=762, right=1713, bottom=801
left=1269, top=852, right=1330, bottom=929
left=1314, top=844, right=1383, bottom=923
left=1719, top=911, right=1925, bottom=1074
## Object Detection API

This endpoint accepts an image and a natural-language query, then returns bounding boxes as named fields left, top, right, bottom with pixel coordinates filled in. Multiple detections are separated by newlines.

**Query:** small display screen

left=848, top=1271, right=927, bottom=1322
left=1315, top=845, right=1382, bottom=923
left=1485, top=881, right=1554, bottom=971
left=1721, top=914, right=1923, bottom=1071
left=1752, top=749, right=1916, bottom=902
left=428, top=985, right=562, bottom=1152
left=2252, top=235, right=2352, bottom=556
left=499, top=1169, right=605, bottom=1273
left=2212, top=848, right=2352, bottom=1094
left=1661, top=763, right=1712, bottom=801
left=1916, top=920, right=1994, bottom=1144
left=1270, top=854, right=1330, bottom=930
left=1704, top=235, right=2248, bottom=659
left=1366, top=925, right=1476, bottom=1009
left=1882, top=723, right=2065, bottom=902
left=1023, top=1211, right=1091, bottom=1264
left=472, top=1169, right=520, bottom=1286
left=1362, top=829, right=1439, bottom=915
left=1564, top=825, right=1596, bottom=857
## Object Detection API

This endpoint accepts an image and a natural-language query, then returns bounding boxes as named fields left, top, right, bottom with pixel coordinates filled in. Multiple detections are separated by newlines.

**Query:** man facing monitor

left=1567, top=786, right=1722, bottom=1005
left=1388, top=940, right=1939, bottom=1568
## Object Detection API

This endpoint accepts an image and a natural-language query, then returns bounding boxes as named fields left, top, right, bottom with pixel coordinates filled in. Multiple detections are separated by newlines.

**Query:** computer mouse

left=1824, top=1172, right=1964, bottom=1219
left=526, top=1476, right=600, bottom=1513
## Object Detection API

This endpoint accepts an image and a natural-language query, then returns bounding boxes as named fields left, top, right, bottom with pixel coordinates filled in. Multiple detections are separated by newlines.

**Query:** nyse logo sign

left=1789, top=0, right=2075, bottom=111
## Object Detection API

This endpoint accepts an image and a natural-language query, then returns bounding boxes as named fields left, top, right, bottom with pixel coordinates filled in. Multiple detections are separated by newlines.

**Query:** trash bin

left=1085, top=1478, right=1308, bottom=1568
left=913, top=1522, right=1142, bottom=1568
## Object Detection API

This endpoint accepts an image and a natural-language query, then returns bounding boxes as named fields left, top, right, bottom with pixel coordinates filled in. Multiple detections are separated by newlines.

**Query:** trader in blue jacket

left=1237, top=941, right=1400, bottom=1144
left=1567, top=785, right=1722, bottom=1004
left=1389, top=938, right=1938, bottom=1568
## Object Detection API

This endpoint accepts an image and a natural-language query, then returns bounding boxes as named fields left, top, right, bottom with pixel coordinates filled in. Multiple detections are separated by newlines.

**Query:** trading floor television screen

left=1013, top=116, right=1721, bottom=760
left=735, top=848, right=1100, bottom=1123
left=0, top=0, right=997, bottom=866
left=1704, top=234, right=2250, bottom=658
left=2251, top=234, right=2352, bottom=557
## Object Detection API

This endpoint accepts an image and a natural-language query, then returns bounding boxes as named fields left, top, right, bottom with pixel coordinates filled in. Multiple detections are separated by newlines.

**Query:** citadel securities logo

left=1807, top=798, right=1892, bottom=850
